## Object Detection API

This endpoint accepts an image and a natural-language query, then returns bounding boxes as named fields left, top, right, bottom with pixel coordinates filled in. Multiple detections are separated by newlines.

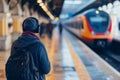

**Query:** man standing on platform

left=59, top=22, right=63, bottom=36
left=6, top=17, right=51, bottom=80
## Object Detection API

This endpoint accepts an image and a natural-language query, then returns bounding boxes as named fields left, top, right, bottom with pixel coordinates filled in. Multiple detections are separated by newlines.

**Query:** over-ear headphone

left=22, top=17, right=40, bottom=33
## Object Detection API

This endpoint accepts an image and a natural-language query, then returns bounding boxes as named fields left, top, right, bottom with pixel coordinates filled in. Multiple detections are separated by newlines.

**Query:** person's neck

left=22, top=31, right=40, bottom=40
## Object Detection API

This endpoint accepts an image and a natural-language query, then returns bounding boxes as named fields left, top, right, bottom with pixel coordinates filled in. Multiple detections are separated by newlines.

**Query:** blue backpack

left=5, top=42, right=39, bottom=80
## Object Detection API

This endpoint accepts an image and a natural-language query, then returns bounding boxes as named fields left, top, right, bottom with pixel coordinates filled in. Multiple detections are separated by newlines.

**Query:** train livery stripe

left=65, top=36, right=91, bottom=80
left=84, top=16, right=92, bottom=32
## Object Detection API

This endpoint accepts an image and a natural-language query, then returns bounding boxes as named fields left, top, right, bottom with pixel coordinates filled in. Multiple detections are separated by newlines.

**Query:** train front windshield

left=87, top=12, right=110, bottom=33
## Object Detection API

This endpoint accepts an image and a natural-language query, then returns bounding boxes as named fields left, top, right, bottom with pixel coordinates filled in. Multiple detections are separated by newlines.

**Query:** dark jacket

left=11, top=31, right=50, bottom=80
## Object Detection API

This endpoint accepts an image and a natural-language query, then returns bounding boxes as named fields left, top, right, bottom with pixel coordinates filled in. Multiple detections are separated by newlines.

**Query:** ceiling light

left=42, top=6, right=48, bottom=12
left=98, top=7, right=102, bottom=10
left=37, top=0, right=42, bottom=3
left=55, top=17, right=59, bottom=21
left=38, top=1, right=54, bottom=20
left=39, top=3, right=44, bottom=6
left=65, top=0, right=82, bottom=4
left=107, top=3, right=113, bottom=9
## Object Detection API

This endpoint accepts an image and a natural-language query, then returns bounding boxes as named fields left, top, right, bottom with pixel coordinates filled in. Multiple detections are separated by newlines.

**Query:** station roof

left=7, top=0, right=117, bottom=19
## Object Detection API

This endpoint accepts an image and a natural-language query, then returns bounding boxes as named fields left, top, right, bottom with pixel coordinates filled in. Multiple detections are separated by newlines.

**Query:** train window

left=90, top=16, right=107, bottom=23
left=76, top=22, right=79, bottom=29
left=86, top=14, right=109, bottom=33
left=77, top=23, right=79, bottom=27
left=102, top=21, right=107, bottom=26
left=80, top=21, right=84, bottom=29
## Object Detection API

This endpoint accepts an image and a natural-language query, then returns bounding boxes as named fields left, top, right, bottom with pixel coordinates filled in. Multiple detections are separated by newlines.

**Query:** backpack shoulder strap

left=26, top=41, right=40, bottom=80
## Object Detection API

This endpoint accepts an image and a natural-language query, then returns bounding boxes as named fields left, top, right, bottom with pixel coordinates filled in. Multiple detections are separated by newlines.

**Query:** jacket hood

left=13, top=34, right=40, bottom=49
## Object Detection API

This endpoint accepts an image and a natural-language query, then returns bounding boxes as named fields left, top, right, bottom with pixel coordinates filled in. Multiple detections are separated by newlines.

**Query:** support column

left=12, top=16, right=22, bottom=42
left=23, top=3, right=30, bottom=18
left=22, top=3, right=30, bottom=23
left=11, top=4, right=23, bottom=42
left=0, top=0, right=11, bottom=50
left=0, top=13, right=11, bottom=50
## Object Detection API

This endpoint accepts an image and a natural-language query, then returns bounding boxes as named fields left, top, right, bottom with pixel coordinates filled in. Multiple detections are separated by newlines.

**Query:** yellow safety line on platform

left=65, top=36, right=91, bottom=80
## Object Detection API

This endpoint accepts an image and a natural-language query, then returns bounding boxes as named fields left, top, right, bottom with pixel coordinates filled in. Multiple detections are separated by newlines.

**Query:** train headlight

left=105, top=31, right=110, bottom=35
left=91, top=31, right=95, bottom=35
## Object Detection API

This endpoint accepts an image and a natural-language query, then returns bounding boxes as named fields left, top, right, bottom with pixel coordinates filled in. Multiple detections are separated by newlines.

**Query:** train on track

left=64, top=9, right=113, bottom=47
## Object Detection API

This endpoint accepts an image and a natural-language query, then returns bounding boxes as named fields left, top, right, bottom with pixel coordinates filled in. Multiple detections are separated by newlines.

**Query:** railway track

left=65, top=28, right=120, bottom=72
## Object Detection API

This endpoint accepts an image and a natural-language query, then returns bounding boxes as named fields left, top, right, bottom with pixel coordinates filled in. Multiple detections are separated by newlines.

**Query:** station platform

left=0, top=27, right=118, bottom=80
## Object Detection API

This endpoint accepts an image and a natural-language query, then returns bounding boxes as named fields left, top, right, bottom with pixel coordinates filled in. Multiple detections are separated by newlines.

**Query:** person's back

left=6, top=17, right=51, bottom=80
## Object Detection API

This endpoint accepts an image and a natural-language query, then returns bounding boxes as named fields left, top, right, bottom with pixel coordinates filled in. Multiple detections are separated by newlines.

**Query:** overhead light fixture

left=37, top=0, right=42, bottom=3
left=65, top=0, right=82, bottom=4
left=102, top=5, right=107, bottom=10
left=55, top=17, right=59, bottom=21
left=107, top=3, right=113, bottom=9
left=46, top=11, right=54, bottom=19
left=113, top=0, right=120, bottom=6
left=38, top=0, right=54, bottom=20
left=98, top=7, right=102, bottom=10
left=39, top=3, right=44, bottom=6
left=41, top=5, right=48, bottom=12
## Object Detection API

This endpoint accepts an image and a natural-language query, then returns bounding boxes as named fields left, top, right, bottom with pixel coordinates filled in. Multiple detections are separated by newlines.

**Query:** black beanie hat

left=22, top=17, right=39, bottom=33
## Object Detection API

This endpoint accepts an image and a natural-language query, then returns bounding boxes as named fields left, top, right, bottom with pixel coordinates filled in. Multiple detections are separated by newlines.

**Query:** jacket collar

left=22, top=31, right=40, bottom=40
